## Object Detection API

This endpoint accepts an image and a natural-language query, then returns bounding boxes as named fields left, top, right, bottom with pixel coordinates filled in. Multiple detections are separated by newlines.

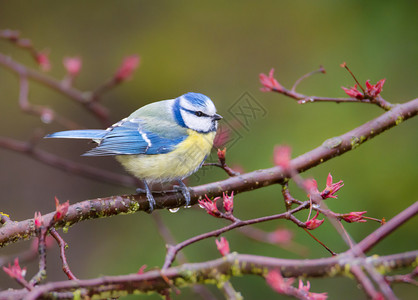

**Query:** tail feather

left=45, top=130, right=107, bottom=139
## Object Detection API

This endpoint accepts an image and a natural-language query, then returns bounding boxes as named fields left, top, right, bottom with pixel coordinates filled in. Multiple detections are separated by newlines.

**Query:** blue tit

left=45, top=92, right=222, bottom=212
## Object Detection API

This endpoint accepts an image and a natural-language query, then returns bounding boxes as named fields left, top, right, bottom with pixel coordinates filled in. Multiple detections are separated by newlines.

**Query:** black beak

left=213, top=113, right=223, bottom=121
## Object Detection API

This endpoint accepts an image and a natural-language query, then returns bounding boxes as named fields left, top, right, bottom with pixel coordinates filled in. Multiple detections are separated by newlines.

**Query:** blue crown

left=182, top=92, right=211, bottom=108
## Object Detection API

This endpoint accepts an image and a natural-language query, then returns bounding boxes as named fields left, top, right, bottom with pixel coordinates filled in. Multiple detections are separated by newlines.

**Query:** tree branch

left=0, top=53, right=110, bottom=127
left=4, top=251, right=416, bottom=300
left=0, top=98, right=417, bottom=247
left=349, top=201, right=418, bottom=255
left=0, top=136, right=137, bottom=188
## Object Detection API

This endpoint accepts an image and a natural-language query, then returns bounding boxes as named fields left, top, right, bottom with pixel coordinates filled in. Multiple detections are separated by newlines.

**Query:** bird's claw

left=138, top=182, right=156, bottom=213
left=175, top=180, right=191, bottom=207
left=136, top=187, right=147, bottom=194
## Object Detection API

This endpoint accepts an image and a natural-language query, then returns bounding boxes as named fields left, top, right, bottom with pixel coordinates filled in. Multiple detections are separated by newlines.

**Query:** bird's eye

left=195, top=111, right=204, bottom=117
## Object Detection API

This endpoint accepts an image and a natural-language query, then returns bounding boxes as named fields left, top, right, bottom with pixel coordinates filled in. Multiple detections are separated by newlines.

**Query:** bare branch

left=0, top=98, right=417, bottom=247
left=0, top=53, right=111, bottom=127
left=5, top=251, right=416, bottom=300
left=0, top=136, right=137, bottom=188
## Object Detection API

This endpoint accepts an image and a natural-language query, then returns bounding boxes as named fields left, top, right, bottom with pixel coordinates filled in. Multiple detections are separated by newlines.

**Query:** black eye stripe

left=195, top=111, right=207, bottom=117
left=181, top=108, right=209, bottom=117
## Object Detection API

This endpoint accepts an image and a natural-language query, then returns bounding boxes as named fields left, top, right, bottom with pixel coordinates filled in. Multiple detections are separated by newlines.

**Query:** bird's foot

left=136, top=187, right=147, bottom=194
left=174, top=180, right=191, bottom=207
left=145, top=192, right=156, bottom=213
left=139, top=182, right=156, bottom=213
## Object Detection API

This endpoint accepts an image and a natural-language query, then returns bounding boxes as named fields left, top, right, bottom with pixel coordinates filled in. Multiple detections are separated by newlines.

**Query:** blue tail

left=45, top=130, right=107, bottom=140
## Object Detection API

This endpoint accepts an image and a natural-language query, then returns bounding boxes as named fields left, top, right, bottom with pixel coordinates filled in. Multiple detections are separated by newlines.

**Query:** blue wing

left=83, top=118, right=186, bottom=156
left=45, top=130, right=107, bottom=139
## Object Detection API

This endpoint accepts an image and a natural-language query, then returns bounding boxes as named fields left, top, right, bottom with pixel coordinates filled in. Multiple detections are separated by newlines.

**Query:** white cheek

left=181, top=111, right=212, bottom=132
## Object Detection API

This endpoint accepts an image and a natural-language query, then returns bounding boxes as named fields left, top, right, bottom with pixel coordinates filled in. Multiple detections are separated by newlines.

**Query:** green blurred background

left=0, top=1, right=417, bottom=299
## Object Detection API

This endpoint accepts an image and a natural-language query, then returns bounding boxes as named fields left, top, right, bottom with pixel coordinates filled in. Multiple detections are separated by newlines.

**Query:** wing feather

left=82, top=118, right=186, bottom=156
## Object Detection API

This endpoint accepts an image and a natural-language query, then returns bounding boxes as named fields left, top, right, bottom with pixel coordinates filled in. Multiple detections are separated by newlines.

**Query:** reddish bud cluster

left=215, top=237, right=230, bottom=256
left=308, top=173, right=344, bottom=200
left=298, top=279, right=328, bottom=300
left=342, top=85, right=363, bottom=99
left=365, top=79, right=386, bottom=98
left=217, top=148, right=226, bottom=161
left=198, top=195, right=221, bottom=217
left=3, top=258, right=26, bottom=281
left=34, top=211, right=43, bottom=229
left=137, top=264, right=147, bottom=274
left=54, top=197, right=69, bottom=222
left=305, top=211, right=324, bottom=230
left=63, top=57, right=82, bottom=77
left=223, top=192, right=234, bottom=214
left=260, top=68, right=283, bottom=92
left=320, top=173, right=344, bottom=199
left=198, top=193, right=235, bottom=217
left=266, top=270, right=327, bottom=299
left=35, top=50, right=51, bottom=71
left=266, top=270, right=295, bottom=294
left=114, top=55, right=140, bottom=82
left=342, top=79, right=385, bottom=100
left=341, top=211, right=368, bottom=223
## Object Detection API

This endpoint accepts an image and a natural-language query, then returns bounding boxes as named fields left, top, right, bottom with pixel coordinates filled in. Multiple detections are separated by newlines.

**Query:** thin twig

left=0, top=53, right=111, bottom=127
left=263, top=66, right=394, bottom=110
left=202, top=162, right=240, bottom=177
left=350, top=201, right=418, bottom=255
left=50, top=229, right=77, bottom=280
left=18, top=75, right=81, bottom=129
left=291, top=65, right=326, bottom=92
left=340, top=62, right=366, bottom=93
left=0, top=136, right=138, bottom=188
left=303, top=228, right=336, bottom=256
left=162, top=202, right=309, bottom=269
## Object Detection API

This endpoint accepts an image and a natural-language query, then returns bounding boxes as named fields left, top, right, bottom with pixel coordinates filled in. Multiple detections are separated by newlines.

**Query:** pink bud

left=54, top=197, right=69, bottom=221
left=298, top=279, right=328, bottom=299
left=114, top=55, right=140, bottom=81
left=217, top=148, right=226, bottom=161
left=265, top=270, right=295, bottom=294
left=305, top=212, right=324, bottom=230
left=341, top=211, right=367, bottom=223
left=63, top=57, right=82, bottom=76
left=320, top=173, right=344, bottom=199
left=342, top=85, right=363, bottom=99
left=365, top=79, right=386, bottom=98
left=36, top=50, right=51, bottom=71
left=3, top=258, right=26, bottom=280
left=222, top=192, right=234, bottom=214
left=137, top=264, right=147, bottom=274
left=215, top=237, right=230, bottom=256
left=34, top=211, right=43, bottom=229
left=198, top=195, right=221, bottom=217
left=260, top=68, right=282, bottom=92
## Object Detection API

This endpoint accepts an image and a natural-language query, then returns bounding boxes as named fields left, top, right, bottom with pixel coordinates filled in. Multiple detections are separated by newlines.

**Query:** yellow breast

left=116, top=129, right=216, bottom=182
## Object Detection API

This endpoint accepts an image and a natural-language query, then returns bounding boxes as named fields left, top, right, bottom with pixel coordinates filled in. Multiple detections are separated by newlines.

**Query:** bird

left=45, top=92, right=222, bottom=212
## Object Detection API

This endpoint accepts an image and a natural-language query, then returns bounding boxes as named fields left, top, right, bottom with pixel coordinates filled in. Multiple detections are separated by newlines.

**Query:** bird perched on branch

left=45, top=92, right=222, bottom=212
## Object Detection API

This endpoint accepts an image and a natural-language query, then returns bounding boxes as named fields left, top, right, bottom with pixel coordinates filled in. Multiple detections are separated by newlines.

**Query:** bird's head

left=174, top=92, right=222, bottom=133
